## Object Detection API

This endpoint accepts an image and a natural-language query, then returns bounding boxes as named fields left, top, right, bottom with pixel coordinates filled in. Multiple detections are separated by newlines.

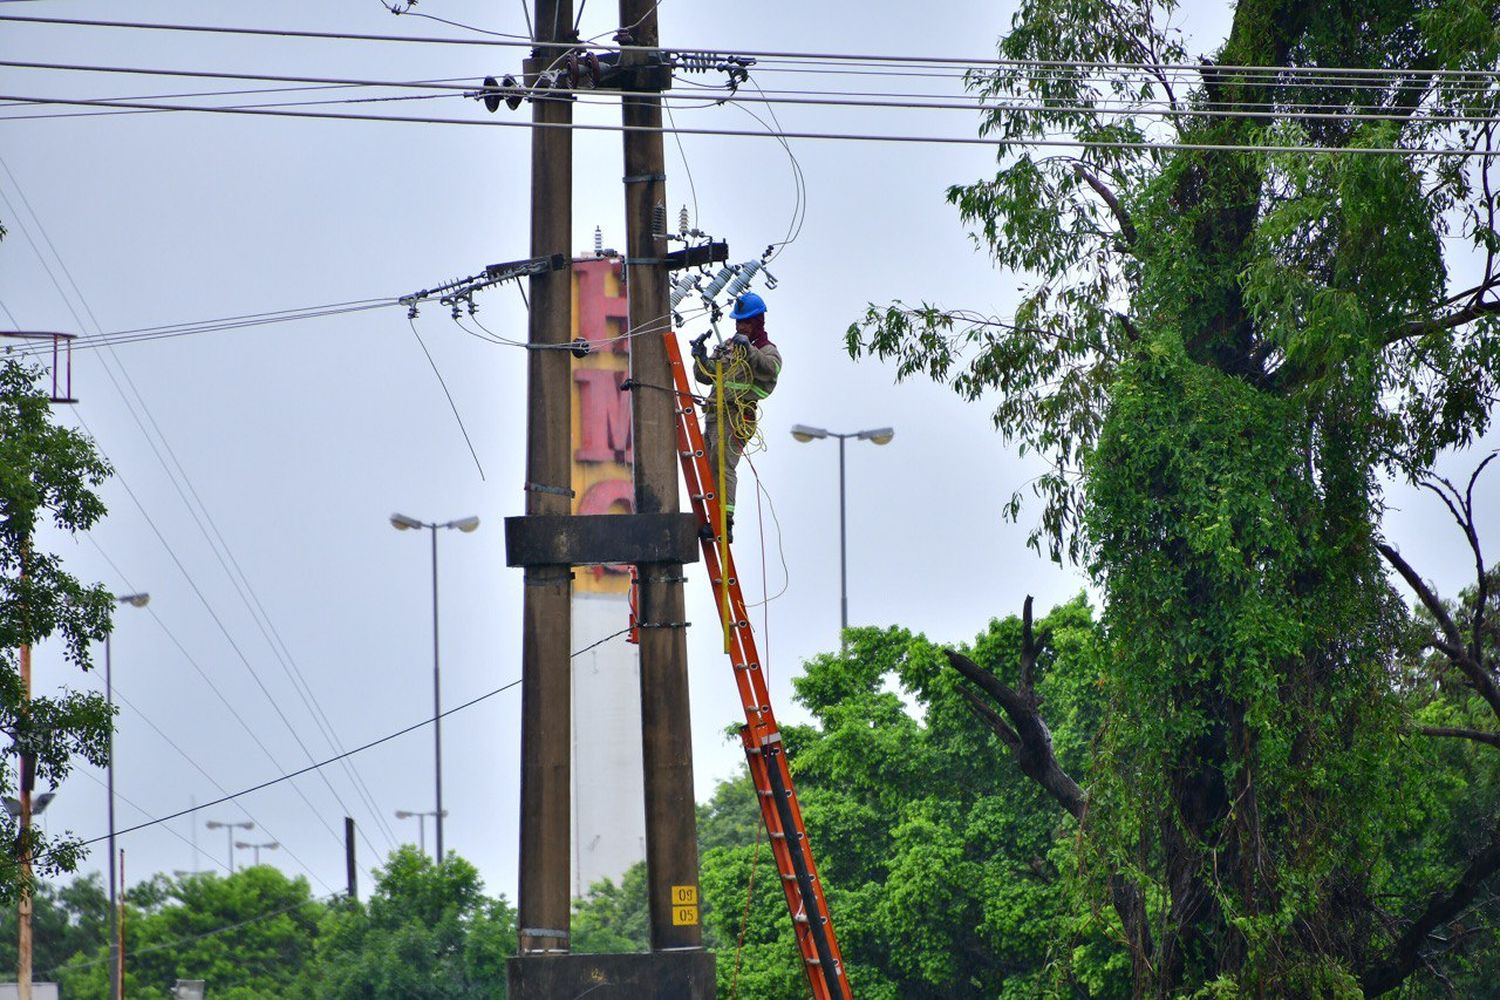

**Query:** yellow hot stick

left=715, top=356, right=730, bottom=652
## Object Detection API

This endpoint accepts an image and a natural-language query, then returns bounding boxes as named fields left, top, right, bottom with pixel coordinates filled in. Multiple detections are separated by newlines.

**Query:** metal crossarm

left=663, top=331, right=852, bottom=1000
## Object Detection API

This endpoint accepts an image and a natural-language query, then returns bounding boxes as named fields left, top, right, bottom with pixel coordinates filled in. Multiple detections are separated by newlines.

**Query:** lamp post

left=789, top=425, right=895, bottom=650
left=204, top=820, right=254, bottom=873
left=389, top=513, right=479, bottom=864
left=106, top=591, right=149, bottom=1000
left=233, top=840, right=280, bottom=867
left=394, top=808, right=447, bottom=858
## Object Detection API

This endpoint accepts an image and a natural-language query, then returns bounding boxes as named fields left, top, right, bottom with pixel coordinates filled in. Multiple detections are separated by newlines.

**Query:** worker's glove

left=689, top=332, right=710, bottom=361
left=730, top=334, right=750, bottom=347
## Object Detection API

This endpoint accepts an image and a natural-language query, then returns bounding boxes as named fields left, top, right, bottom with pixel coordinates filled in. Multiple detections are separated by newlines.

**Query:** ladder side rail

left=665, top=330, right=851, bottom=1000
left=764, top=746, right=849, bottom=1000
left=768, top=749, right=849, bottom=982
left=743, top=735, right=831, bottom=991
left=666, top=343, right=726, bottom=540
left=668, top=339, right=778, bottom=718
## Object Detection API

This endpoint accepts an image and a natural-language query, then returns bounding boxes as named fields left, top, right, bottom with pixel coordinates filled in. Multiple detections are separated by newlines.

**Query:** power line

left=1, top=91, right=1493, bottom=157
left=71, top=616, right=647, bottom=851
left=4, top=13, right=1499, bottom=85
left=1, top=300, right=395, bottom=358
left=71, top=766, right=233, bottom=876
left=86, top=539, right=349, bottom=894
left=0, top=160, right=394, bottom=861
left=82, top=678, right=523, bottom=847
left=2, top=58, right=1494, bottom=117
left=108, top=685, right=338, bottom=892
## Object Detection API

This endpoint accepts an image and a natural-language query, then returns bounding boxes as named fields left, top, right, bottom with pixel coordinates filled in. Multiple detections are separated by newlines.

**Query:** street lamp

left=2, top=794, right=54, bottom=818
left=204, top=820, right=254, bottom=873
left=106, top=591, right=149, bottom=1000
left=788, top=425, right=895, bottom=649
left=393, top=809, right=448, bottom=857
left=233, top=840, right=280, bottom=867
left=389, top=512, right=479, bottom=863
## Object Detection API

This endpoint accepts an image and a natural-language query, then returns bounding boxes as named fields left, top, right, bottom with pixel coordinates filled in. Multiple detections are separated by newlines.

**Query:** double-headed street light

left=390, top=513, right=479, bottom=864
left=394, top=808, right=448, bottom=858
left=233, top=840, right=280, bottom=867
left=205, top=820, right=254, bottom=873
left=106, top=591, right=149, bottom=1000
left=789, top=425, right=895, bottom=650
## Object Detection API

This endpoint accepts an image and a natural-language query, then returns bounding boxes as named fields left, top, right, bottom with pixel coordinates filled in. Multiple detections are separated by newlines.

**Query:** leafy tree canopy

left=844, top=0, right=1500, bottom=993
left=0, top=358, right=114, bottom=895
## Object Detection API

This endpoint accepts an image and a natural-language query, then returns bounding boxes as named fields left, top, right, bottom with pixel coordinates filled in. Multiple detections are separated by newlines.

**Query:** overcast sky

left=1, top=0, right=1493, bottom=909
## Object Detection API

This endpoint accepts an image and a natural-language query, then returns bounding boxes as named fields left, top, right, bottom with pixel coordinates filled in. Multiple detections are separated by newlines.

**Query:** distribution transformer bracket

left=664, top=242, right=729, bottom=272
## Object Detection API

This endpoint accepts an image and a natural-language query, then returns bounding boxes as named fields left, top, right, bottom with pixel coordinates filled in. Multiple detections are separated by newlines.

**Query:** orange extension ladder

left=661, top=330, right=852, bottom=1000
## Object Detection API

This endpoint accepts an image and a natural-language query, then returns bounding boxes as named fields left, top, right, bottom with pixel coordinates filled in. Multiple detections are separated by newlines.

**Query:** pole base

left=508, top=950, right=715, bottom=999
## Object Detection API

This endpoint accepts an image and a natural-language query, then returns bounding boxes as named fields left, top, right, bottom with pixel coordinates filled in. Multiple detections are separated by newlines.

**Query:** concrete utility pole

left=618, top=0, right=707, bottom=958
left=515, top=0, right=575, bottom=961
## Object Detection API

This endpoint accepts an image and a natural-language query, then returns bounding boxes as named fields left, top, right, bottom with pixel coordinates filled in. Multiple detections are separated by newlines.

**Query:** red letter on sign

left=576, top=368, right=633, bottom=463
left=575, top=259, right=629, bottom=354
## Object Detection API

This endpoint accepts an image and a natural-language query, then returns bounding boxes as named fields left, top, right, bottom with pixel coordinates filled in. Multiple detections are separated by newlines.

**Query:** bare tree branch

left=950, top=644, right=1091, bottom=820
left=948, top=594, right=1153, bottom=985
left=1073, top=164, right=1139, bottom=246
left=1420, top=726, right=1500, bottom=750
left=1362, top=830, right=1500, bottom=995
left=1384, top=288, right=1500, bottom=346
left=1462, top=453, right=1497, bottom=663
left=957, top=686, right=1021, bottom=750
left=1378, top=542, right=1500, bottom=723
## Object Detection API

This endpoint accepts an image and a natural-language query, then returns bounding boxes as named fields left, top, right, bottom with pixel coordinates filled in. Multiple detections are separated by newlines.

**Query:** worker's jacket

left=693, top=338, right=782, bottom=440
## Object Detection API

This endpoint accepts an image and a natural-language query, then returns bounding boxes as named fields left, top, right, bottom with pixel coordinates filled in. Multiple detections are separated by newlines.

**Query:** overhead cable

left=0, top=160, right=398, bottom=857
left=3, top=59, right=1495, bottom=124
left=4, top=14, right=1499, bottom=84
left=83, top=678, right=521, bottom=848
left=71, top=614, right=648, bottom=850
left=0, top=92, right=1492, bottom=157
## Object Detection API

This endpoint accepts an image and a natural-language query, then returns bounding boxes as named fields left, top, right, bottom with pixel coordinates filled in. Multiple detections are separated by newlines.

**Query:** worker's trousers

left=702, top=410, right=747, bottom=514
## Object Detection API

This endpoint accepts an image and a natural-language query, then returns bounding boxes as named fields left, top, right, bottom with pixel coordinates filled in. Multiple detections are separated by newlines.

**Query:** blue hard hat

left=729, top=292, right=767, bottom=320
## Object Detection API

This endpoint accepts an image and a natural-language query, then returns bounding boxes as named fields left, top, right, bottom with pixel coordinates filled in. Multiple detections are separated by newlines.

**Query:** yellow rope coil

left=715, top=356, right=731, bottom=653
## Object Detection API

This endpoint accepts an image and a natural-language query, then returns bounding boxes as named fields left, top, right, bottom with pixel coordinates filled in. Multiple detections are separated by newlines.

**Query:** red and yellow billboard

left=570, top=257, right=634, bottom=596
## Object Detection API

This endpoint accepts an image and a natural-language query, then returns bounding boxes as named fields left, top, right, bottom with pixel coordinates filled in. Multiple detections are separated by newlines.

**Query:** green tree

left=296, top=846, right=516, bottom=999
left=55, top=867, right=324, bottom=999
left=848, top=0, right=1500, bottom=993
left=570, top=862, right=651, bottom=953
left=702, top=600, right=1122, bottom=999
left=0, top=872, right=109, bottom=981
left=0, top=358, right=114, bottom=898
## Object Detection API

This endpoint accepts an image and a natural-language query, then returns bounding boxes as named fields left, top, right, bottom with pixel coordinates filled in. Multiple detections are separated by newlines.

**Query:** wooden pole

left=17, top=637, right=31, bottom=1000
left=118, top=849, right=126, bottom=998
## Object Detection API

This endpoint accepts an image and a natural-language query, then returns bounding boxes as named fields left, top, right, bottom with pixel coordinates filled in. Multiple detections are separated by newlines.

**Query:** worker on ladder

left=692, top=291, right=782, bottom=542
